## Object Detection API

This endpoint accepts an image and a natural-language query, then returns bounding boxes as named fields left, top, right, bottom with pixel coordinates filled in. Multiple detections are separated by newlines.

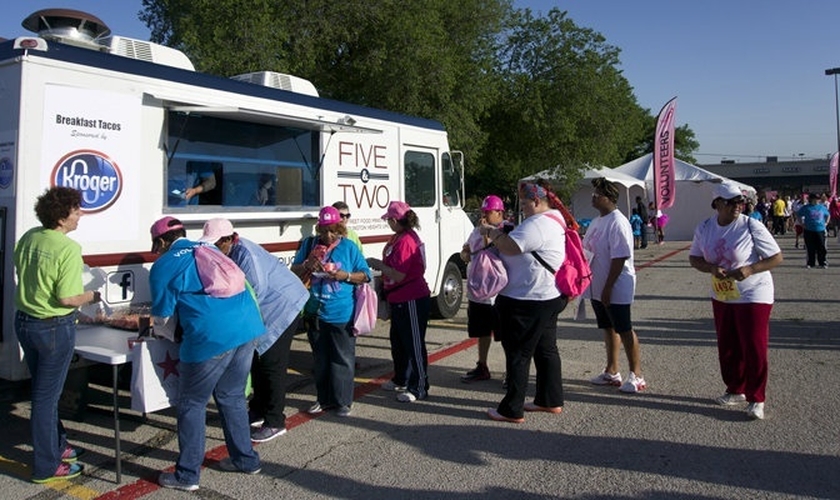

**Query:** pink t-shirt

left=382, top=229, right=430, bottom=303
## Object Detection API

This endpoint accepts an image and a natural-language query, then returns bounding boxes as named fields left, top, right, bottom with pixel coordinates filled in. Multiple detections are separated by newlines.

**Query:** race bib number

left=712, top=276, right=741, bottom=301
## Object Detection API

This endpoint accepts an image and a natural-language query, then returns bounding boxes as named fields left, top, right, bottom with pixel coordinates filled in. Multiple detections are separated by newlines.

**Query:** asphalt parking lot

left=0, top=233, right=838, bottom=499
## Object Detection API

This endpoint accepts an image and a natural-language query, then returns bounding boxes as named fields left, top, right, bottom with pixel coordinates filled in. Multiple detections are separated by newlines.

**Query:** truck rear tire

left=431, top=261, right=463, bottom=319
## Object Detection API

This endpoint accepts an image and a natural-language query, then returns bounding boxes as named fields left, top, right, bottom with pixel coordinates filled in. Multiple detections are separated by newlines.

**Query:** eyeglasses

left=724, top=197, right=746, bottom=206
left=340, top=213, right=351, bottom=219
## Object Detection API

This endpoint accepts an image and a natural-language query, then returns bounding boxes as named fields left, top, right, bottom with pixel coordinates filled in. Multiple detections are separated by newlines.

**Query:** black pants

left=773, top=216, right=786, bottom=235
left=249, top=316, right=300, bottom=428
left=389, top=296, right=431, bottom=399
left=494, top=294, right=567, bottom=419
left=803, top=229, right=827, bottom=267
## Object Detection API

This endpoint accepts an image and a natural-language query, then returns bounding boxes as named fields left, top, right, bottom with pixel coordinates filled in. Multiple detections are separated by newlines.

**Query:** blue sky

left=4, top=1, right=840, bottom=166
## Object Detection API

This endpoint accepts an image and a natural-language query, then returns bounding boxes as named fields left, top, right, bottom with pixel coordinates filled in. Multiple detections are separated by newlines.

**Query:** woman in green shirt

left=14, top=187, right=101, bottom=484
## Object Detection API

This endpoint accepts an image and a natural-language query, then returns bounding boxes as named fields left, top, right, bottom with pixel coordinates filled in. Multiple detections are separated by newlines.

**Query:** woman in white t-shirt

left=689, top=182, right=783, bottom=421
left=478, top=179, right=567, bottom=423
left=583, top=178, right=645, bottom=394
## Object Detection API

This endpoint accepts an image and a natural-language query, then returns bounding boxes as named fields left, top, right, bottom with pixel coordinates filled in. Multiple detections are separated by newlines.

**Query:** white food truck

left=0, top=9, right=473, bottom=381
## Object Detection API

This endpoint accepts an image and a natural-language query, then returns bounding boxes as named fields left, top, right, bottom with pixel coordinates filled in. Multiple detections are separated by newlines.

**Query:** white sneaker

left=307, top=402, right=326, bottom=414
left=619, top=372, right=646, bottom=393
left=381, top=380, right=407, bottom=392
left=715, top=392, right=747, bottom=406
left=746, top=402, right=765, bottom=420
left=590, top=371, right=622, bottom=386
left=396, top=392, right=417, bottom=402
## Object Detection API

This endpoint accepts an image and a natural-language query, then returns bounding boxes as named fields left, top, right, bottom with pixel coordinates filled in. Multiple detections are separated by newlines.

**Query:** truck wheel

left=431, top=261, right=463, bottom=319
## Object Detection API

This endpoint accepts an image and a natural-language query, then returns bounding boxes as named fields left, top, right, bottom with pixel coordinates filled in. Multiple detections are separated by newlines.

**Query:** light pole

left=825, top=67, right=840, bottom=158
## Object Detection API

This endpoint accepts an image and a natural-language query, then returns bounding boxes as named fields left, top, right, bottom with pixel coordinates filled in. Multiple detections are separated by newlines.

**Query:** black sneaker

left=158, top=472, right=198, bottom=491
left=251, top=425, right=287, bottom=443
left=219, top=457, right=262, bottom=474
left=461, top=362, right=490, bottom=383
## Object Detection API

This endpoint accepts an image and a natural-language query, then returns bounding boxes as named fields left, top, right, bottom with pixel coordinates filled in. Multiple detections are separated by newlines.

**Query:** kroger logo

left=51, top=150, right=122, bottom=213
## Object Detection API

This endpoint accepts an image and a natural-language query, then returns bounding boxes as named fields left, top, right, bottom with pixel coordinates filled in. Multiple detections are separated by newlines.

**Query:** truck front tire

left=431, top=261, right=463, bottom=319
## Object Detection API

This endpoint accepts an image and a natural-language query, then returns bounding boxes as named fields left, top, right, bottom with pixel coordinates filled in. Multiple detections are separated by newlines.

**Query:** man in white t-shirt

left=582, top=178, right=646, bottom=393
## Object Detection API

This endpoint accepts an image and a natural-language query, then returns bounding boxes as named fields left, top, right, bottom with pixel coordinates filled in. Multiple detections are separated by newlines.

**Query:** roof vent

left=22, top=8, right=110, bottom=50
left=19, top=9, right=195, bottom=71
left=230, top=71, right=319, bottom=97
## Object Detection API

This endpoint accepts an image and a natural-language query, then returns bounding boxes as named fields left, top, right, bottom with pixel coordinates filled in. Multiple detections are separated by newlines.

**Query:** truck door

left=401, top=148, right=467, bottom=318
left=433, top=151, right=468, bottom=318
left=402, top=148, right=441, bottom=301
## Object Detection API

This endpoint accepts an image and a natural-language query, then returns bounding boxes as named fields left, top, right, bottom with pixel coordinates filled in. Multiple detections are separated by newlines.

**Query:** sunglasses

left=340, top=213, right=351, bottom=219
left=724, top=197, right=746, bottom=206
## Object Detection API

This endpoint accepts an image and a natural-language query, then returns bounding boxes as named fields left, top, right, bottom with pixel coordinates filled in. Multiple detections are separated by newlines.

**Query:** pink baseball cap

left=199, top=218, right=234, bottom=243
left=318, top=206, right=341, bottom=226
left=381, top=200, right=411, bottom=220
left=481, top=195, right=504, bottom=212
left=150, top=216, right=184, bottom=251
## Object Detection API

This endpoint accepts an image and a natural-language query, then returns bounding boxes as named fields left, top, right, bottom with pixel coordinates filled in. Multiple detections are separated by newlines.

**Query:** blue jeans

left=307, top=318, right=356, bottom=408
left=15, top=311, right=77, bottom=480
left=174, top=339, right=259, bottom=484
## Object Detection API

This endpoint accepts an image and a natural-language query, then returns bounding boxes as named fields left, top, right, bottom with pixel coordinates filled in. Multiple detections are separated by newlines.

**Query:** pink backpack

left=467, top=247, right=508, bottom=301
left=193, top=243, right=247, bottom=298
left=533, top=211, right=592, bottom=299
left=352, top=283, right=378, bottom=336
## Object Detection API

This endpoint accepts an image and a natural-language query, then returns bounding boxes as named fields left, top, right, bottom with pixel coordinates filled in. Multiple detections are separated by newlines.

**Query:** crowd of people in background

left=753, top=190, right=834, bottom=268
left=628, top=195, right=669, bottom=249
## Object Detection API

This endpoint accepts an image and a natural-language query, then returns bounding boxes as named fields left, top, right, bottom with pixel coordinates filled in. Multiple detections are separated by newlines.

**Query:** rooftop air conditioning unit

left=230, top=71, right=319, bottom=97
left=107, top=36, right=195, bottom=71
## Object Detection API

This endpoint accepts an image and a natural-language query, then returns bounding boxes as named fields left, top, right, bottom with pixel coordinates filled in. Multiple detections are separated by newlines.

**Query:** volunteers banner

left=830, top=151, right=838, bottom=198
left=653, top=97, right=677, bottom=210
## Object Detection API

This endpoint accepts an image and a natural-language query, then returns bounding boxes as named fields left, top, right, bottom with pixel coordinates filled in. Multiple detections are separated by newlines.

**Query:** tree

left=140, top=2, right=698, bottom=204
left=141, top=0, right=507, bottom=162
left=626, top=118, right=700, bottom=165
left=469, top=8, right=651, bottom=202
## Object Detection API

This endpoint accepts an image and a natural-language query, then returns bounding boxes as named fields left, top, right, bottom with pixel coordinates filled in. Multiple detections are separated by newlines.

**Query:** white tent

left=522, top=166, right=646, bottom=228
left=614, top=153, right=756, bottom=241
left=567, top=167, right=646, bottom=225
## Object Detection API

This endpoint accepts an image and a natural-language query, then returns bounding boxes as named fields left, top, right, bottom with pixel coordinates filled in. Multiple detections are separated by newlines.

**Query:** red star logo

left=156, top=350, right=180, bottom=380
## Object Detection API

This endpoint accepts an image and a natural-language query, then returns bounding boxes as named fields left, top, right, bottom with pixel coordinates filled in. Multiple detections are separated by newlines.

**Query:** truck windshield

left=165, top=111, right=320, bottom=209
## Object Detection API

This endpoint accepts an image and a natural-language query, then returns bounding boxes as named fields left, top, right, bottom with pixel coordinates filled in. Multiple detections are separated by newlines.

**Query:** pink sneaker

left=619, top=372, right=647, bottom=393
left=32, top=462, right=83, bottom=484
left=61, top=445, right=84, bottom=463
left=590, top=371, right=622, bottom=386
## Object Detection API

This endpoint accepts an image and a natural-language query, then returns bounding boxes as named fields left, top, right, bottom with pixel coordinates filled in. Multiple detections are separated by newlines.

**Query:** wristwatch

left=345, top=272, right=353, bottom=283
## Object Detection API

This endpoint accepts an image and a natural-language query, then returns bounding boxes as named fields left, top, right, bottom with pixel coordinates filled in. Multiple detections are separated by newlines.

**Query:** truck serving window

left=166, top=112, right=320, bottom=209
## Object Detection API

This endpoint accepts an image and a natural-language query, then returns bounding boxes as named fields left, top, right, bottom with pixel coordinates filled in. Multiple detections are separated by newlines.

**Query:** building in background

left=701, top=157, right=830, bottom=196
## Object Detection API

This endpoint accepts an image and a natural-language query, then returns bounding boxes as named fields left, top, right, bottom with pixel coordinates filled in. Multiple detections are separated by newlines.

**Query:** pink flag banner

left=653, top=97, right=677, bottom=210
left=830, top=151, right=838, bottom=199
